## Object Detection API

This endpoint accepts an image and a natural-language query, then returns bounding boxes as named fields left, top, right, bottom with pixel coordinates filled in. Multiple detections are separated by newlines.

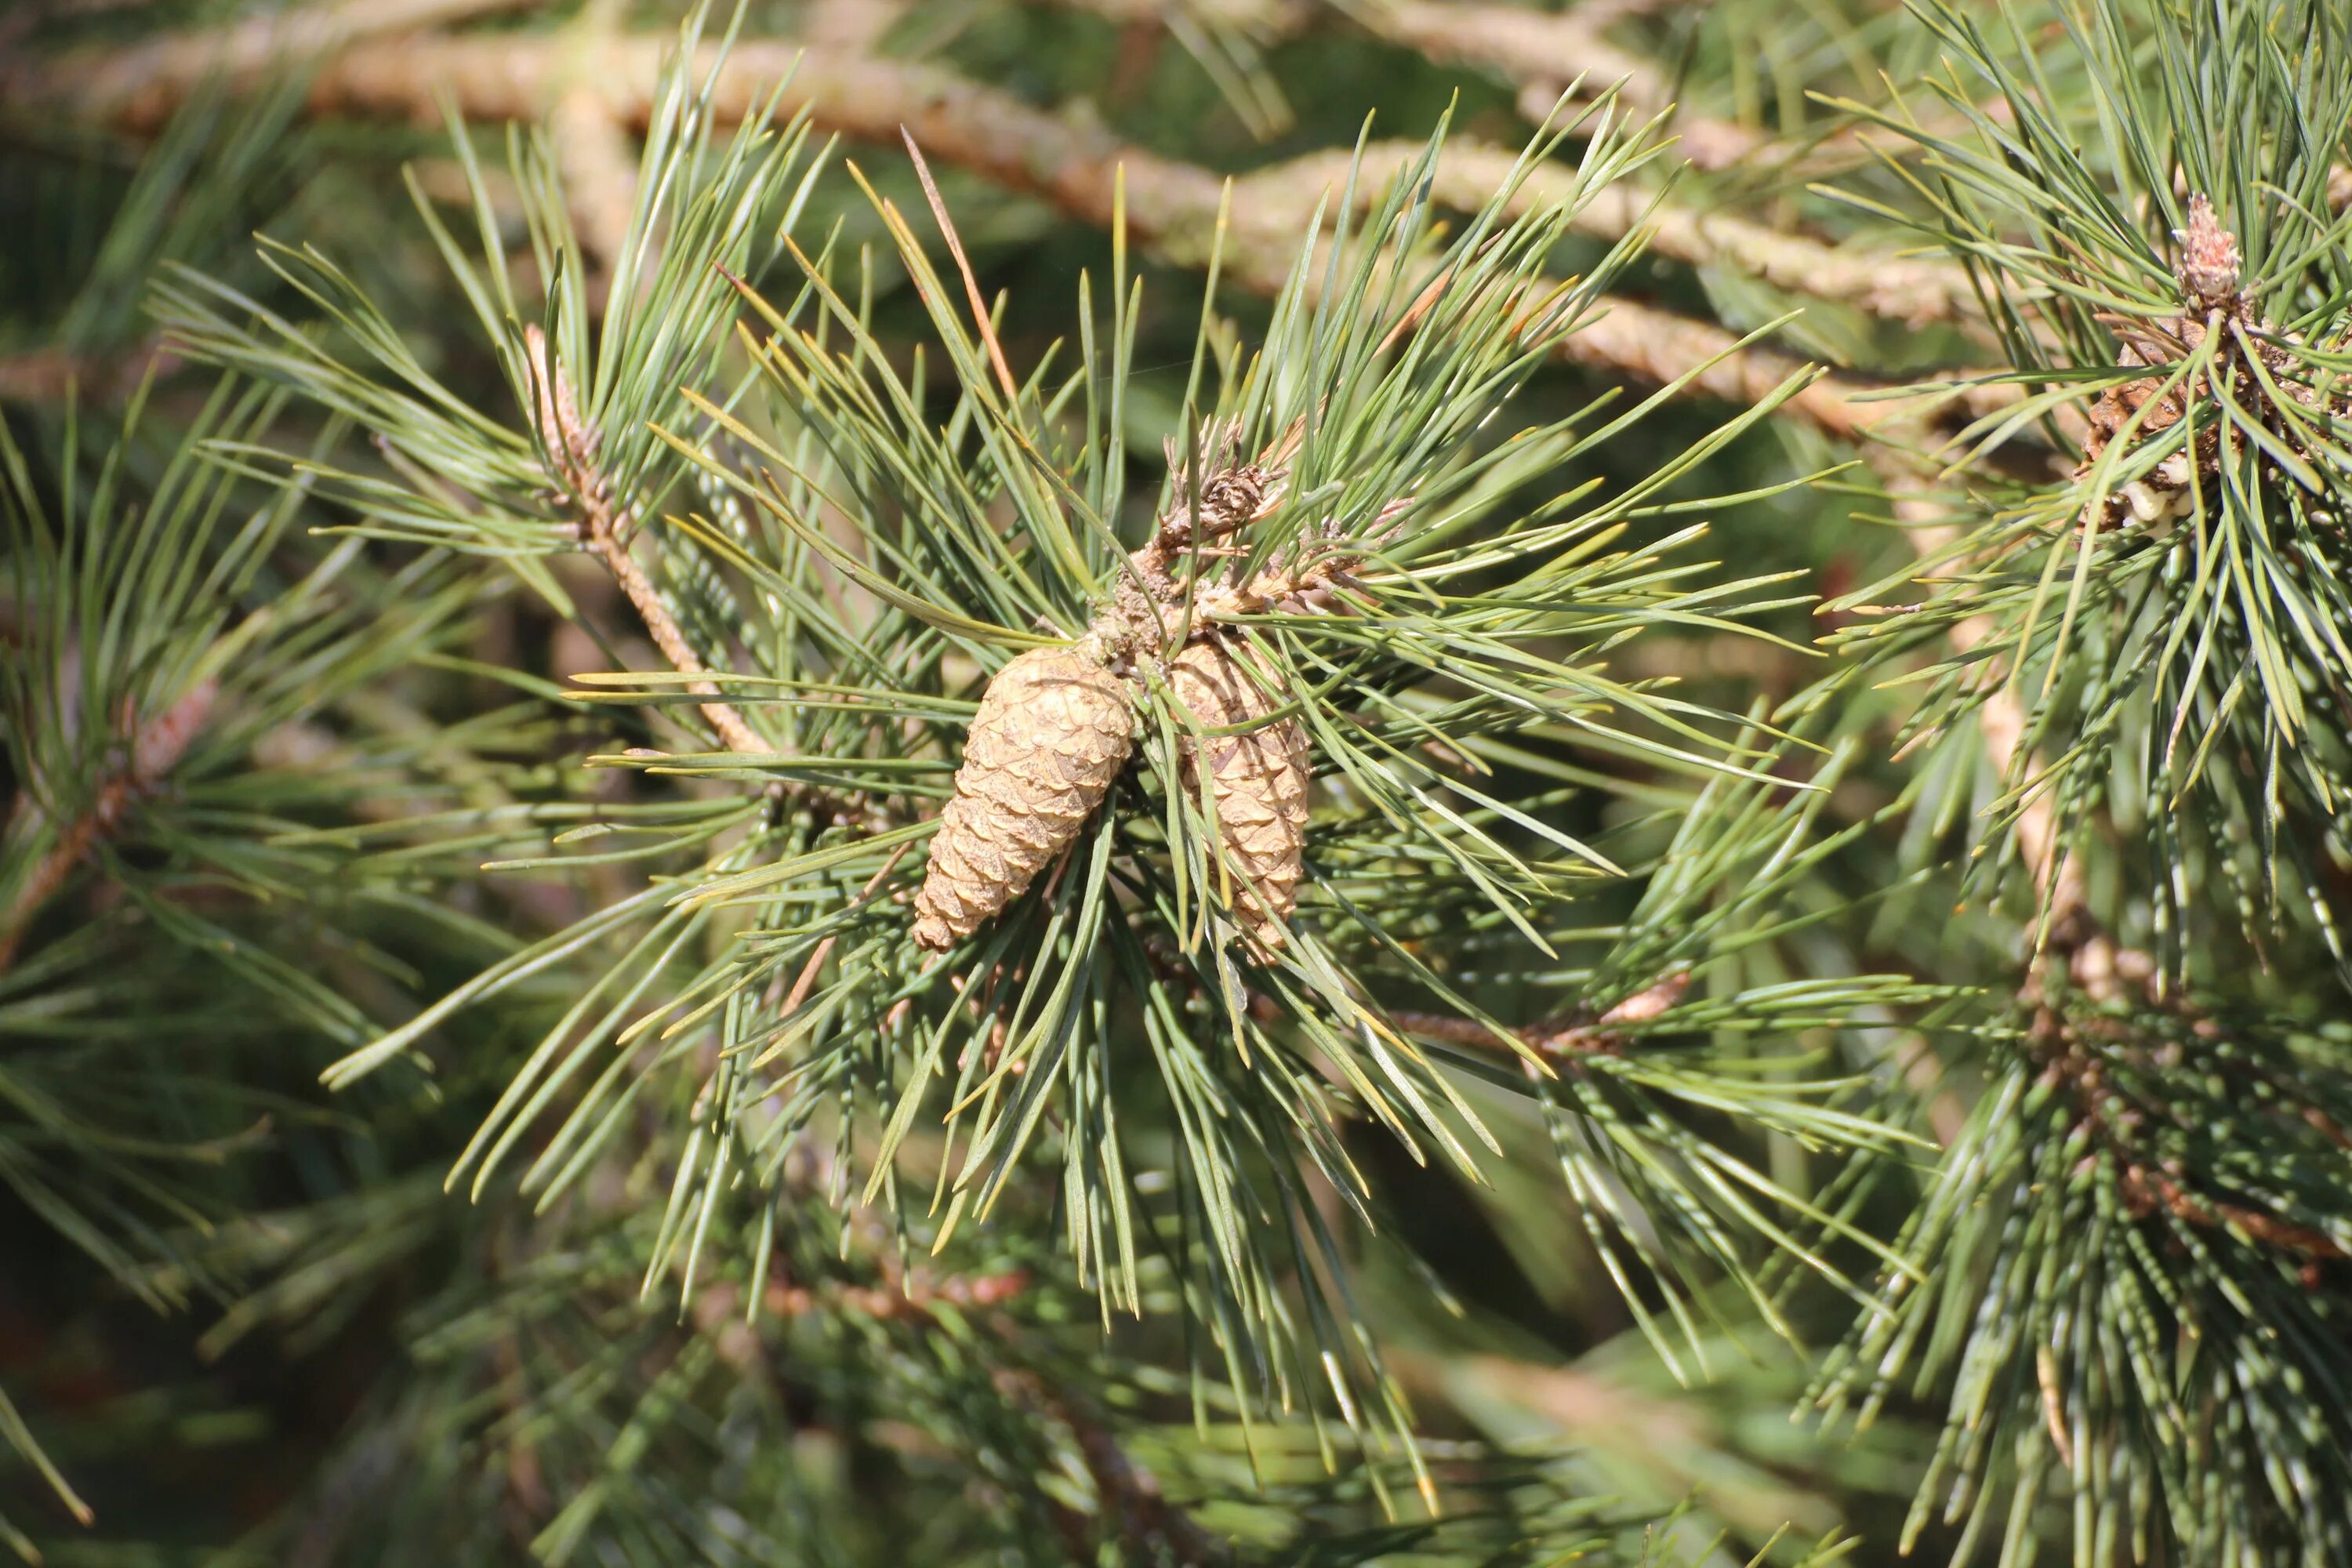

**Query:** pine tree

left=4, top=2, right=2351, bottom=1565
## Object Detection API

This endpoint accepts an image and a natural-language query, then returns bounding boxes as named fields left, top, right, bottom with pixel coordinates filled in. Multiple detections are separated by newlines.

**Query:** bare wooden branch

left=24, top=0, right=534, bottom=124
left=550, top=85, right=641, bottom=279
left=761, top=1265, right=1033, bottom=1321
left=14, top=29, right=2007, bottom=447
left=1242, top=140, right=1981, bottom=327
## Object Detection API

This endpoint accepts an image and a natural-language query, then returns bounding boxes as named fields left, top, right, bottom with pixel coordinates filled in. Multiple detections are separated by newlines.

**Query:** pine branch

left=1080, top=0, right=1968, bottom=175
left=1345, top=0, right=1745, bottom=166
left=1141, top=922, right=1695, bottom=1076
left=1391, top=971, right=1692, bottom=1064
left=0, top=677, right=217, bottom=976
left=804, top=0, right=912, bottom=49
left=519, top=327, right=898, bottom=834
left=519, top=328, right=755, bottom=750
left=1073, top=0, right=1765, bottom=169
left=763, top=1263, right=1032, bottom=1320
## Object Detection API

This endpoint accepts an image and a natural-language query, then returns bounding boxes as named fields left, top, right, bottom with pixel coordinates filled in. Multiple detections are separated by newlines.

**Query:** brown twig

left=766, top=845, right=913, bottom=1019
left=1063, top=0, right=1752, bottom=171
left=0, top=677, right=219, bottom=976
left=550, top=86, right=641, bottom=281
left=1360, top=0, right=1762, bottom=172
left=0, top=339, right=182, bottom=405
left=1392, top=970, right=1693, bottom=1065
left=18, top=0, right=535, bottom=124
left=522, top=325, right=771, bottom=761
left=546, top=0, right=644, bottom=299
left=1240, top=140, right=1983, bottom=328
left=2016, top=934, right=2349, bottom=1265
left=1139, top=926, right=1690, bottom=1074
left=1067, top=0, right=1971, bottom=176
left=805, top=0, right=912, bottom=49
left=2118, top=1164, right=2348, bottom=1261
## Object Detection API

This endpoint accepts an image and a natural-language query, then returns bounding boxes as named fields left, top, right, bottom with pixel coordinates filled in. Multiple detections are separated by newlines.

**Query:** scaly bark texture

left=1169, top=637, right=1311, bottom=950
left=912, top=648, right=1136, bottom=951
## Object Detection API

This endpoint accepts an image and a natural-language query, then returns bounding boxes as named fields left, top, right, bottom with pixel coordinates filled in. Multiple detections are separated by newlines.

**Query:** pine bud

left=1169, top=637, right=1311, bottom=949
left=912, top=647, right=1136, bottom=952
left=2175, top=193, right=2241, bottom=308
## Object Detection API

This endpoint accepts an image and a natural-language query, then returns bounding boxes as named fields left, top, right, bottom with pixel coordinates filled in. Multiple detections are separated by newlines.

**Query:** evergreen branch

left=1142, top=928, right=1687, bottom=1072
left=1336, top=0, right=1766, bottom=172
left=2028, top=931, right=2347, bottom=1263
left=1073, top=0, right=1961, bottom=175
left=1390, top=971, right=1690, bottom=1063
left=764, top=1261, right=1032, bottom=1320
left=0, top=677, right=217, bottom=977
left=520, top=325, right=767, bottom=764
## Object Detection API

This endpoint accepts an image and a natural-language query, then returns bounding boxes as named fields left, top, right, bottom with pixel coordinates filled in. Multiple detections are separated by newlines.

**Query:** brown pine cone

left=912, top=647, right=1136, bottom=952
left=1169, top=637, right=1311, bottom=949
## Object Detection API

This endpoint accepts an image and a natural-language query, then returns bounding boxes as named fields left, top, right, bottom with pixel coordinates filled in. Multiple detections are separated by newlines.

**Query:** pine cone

left=912, top=647, right=1136, bottom=952
left=1169, top=637, right=1311, bottom=949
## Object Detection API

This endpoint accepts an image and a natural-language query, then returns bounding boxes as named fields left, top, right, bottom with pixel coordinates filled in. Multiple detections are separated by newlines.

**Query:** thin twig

left=762, top=1265, right=1032, bottom=1320
left=1241, top=140, right=1982, bottom=328
left=550, top=88, right=640, bottom=280
left=1393, top=970, right=1693, bottom=1064
left=768, top=845, right=913, bottom=1018
left=1066, top=0, right=1952, bottom=175
left=0, top=339, right=181, bottom=405
left=523, top=325, right=771, bottom=761
left=2020, top=933, right=2349, bottom=1264
left=0, top=677, right=219, bottom=975
left=548, top=0, right=643, bottom=296
left=22, top=0, right=534, bottom=122
left=805, top=0, right=911, bottom=49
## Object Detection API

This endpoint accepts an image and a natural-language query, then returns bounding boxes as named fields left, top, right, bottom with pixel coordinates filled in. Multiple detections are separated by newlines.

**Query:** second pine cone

left=1170, top=637, right=1311, bottom=949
